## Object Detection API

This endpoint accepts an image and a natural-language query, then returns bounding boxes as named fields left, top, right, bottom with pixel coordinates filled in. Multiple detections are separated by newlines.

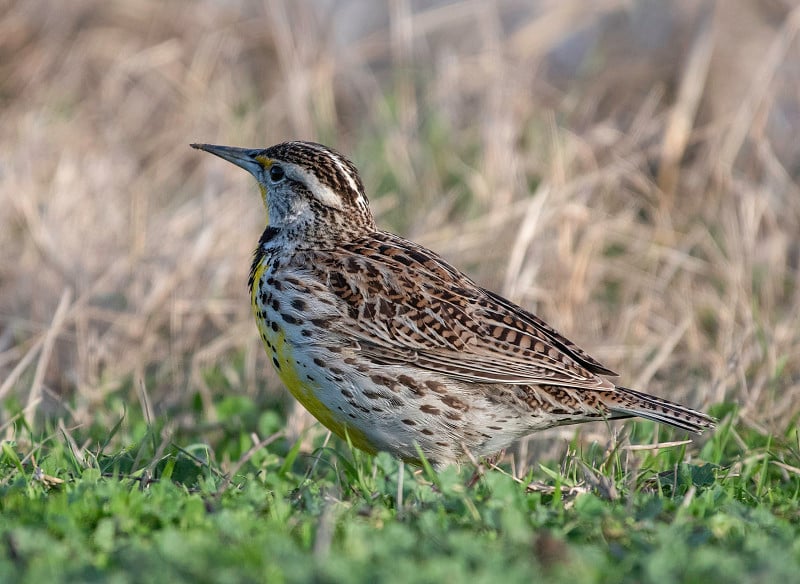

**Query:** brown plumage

left=192, top=140, right=716, bottom=467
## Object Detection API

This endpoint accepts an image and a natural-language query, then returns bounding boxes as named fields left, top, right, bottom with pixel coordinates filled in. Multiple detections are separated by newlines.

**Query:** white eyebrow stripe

left=284, top=144, right=370, bottom=212
left=329, top=151, right=360, bottom=197
left=289, top=163, right=343, bottom=209
left=338, top=161, right=369, bottom=211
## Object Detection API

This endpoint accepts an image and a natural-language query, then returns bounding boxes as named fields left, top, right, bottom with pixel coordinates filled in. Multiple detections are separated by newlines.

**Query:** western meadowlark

left=192, top=141, right=715, bottom=467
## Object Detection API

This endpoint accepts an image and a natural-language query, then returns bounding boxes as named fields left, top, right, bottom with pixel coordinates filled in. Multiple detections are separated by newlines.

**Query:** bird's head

left=192, top=141, right=376, bottom=245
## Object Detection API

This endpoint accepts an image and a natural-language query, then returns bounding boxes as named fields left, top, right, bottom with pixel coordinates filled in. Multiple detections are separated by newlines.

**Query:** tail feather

left=606, top=386, right=716, bottom=434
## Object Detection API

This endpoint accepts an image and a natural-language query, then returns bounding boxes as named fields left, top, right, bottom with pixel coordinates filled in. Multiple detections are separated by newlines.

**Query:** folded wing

left=312, top=232, right=617, bottom=391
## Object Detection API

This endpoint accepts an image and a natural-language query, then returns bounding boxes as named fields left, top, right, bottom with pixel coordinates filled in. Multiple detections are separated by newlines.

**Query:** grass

left=2, top=0, right=800, bottom=582
left=1, top=406, right=799, bottom=583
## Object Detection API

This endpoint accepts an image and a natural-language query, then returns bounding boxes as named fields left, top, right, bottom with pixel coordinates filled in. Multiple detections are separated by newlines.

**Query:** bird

left=191, top=140, right=715, bottom=468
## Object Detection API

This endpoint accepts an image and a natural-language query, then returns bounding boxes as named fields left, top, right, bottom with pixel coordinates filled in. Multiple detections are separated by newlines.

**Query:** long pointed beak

left=190, top=143, right=265, bottom=177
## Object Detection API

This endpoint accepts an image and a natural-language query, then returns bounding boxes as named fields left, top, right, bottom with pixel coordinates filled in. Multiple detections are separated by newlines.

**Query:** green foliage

left=1, top=406, right=798, bottom=583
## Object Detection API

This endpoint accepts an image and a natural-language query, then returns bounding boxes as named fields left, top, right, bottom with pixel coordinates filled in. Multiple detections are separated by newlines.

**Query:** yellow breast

left=250, top=261, right=375, bottom=453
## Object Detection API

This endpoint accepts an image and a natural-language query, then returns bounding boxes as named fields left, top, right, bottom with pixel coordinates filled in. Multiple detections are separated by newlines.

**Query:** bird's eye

left=269, top=165, right=285, bottom=182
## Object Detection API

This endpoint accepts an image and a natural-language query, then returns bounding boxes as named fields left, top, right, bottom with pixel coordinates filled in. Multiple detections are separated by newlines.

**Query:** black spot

left=382, top=298, right=398, bottom=318
left=425, top=381, right=448, bottom=394
left=271, top=322, right=279, bottom=332
left=401, top=419, right=416, bottom=426
left=397, top=374, right=414, bottom=385
left=272, top=357, right=281, bottom=370
left=442, top=396, right=468, bottom=411
left=291, top=298, right=306, bottom=310
left=271, top=299, right=280, bottom=311
left=300, top=329, right=312, bottom=337
left=370, top=374, right=392, bottom=386
left=364, top=263, right=379, bottom=278
left=281, top=313, right=300, bottom=325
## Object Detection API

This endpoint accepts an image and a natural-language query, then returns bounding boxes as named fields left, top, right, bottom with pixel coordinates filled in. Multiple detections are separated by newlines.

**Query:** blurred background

left=1, top=0, right=798, bottom=463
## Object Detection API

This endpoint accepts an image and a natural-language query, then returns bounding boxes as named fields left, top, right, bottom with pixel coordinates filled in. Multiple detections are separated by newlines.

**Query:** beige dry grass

left=1, top=0, right=798, bottom=460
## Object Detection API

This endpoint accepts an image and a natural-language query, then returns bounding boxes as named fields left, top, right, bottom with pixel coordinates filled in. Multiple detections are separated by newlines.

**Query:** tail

left=604, top=386, right=716, bottom=434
